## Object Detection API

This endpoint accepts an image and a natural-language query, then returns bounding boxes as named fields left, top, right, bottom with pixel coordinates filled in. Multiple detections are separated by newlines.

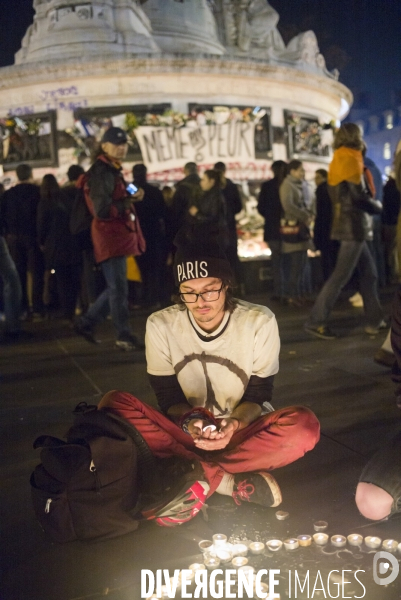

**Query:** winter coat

left=2, top=182, right=40, bottom=242
left=328, top=148, right=381, bottom=243
left=279, top=174, right=313, bottom=253
left=37, top=191, right=81, bottom=268
left=85, top=155, right=145, bottom=264
left=221, top=178, right=242, bottom=243
left=191, top=186, right=229, bottom=247
left=257, top=177, right=282, bottom=242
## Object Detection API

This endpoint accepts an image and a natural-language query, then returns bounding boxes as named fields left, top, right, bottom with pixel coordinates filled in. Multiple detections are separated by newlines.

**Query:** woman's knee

left=98, top=389, right=141, bottom=410
left=292, top=406, right=321, bottom=443
left=355, top=482, right=393, bottom=520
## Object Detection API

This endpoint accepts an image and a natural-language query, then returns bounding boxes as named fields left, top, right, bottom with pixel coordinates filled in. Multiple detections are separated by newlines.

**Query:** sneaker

left=232, top=472, right=282, bottom=508
left=74, top=319, right=100, bottom=344
left=115, top=334, right=145, bottom=351
left=365, top=320, right=388, bottom=335
left=141, top=471, right=210, bottom=527
left=374, top=348, right=395, bottom=368
left=304, top=324, right=337, bottom=340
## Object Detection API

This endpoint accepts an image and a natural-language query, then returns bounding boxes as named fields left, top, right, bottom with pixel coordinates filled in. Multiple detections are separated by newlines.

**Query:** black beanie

left=173, top=224, right=233, bottom=286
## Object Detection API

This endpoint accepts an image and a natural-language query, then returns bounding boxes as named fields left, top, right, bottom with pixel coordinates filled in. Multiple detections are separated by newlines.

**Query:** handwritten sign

left=135, top=122, right=256, bottom=173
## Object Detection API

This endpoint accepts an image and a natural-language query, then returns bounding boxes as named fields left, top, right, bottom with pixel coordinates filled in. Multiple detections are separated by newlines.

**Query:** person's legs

left=307, top=241, right=364, bottom=326
left=357, top=241, right=384, bottom=327
left=0, top=237, right=22, bottom=333
left=356, top=432, right=401, bottom=520
left=28, top=243, right=45, bottom=314
left=287, top=250, right=306, bottom=299
left=267, top=239, right=282, bottom=298
left=101, top=256, right=131, bottom=339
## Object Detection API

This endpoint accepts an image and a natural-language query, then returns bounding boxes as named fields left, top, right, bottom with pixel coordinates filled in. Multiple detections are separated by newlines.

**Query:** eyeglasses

left=179, top=286, right=224, bottom=304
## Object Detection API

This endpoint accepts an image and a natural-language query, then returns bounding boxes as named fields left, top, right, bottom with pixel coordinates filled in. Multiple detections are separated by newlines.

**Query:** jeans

left=307, top=240, right=383, bottom=327
left=82, top=255, right=131, bottom=340
left=284, top=250, right=307, bottom=298
left=0, top=236, right=22, bottom=332
left=7, top=235, right=44, bottom=313
left=359, top=432, right=401, bottom=515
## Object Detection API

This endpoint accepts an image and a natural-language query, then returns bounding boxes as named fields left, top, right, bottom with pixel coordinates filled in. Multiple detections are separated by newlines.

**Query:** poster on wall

left=285, top=110, right=334, bottom=161
left=0, top=110, right=58, bottom=170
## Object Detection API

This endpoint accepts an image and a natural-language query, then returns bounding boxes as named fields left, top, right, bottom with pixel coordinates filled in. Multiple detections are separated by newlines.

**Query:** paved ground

left=1, top=290, right=401, bottom=600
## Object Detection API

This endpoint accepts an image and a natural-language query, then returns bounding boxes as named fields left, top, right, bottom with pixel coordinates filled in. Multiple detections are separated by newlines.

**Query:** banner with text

left=134, top=122, right=256, bottom=173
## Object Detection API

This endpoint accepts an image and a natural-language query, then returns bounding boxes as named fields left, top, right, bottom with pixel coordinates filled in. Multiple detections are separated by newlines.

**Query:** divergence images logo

left=373, top=551, right=400, bottom=586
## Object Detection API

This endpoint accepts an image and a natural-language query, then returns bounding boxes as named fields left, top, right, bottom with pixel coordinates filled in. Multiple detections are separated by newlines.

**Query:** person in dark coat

left=2, top=163, right=44, bottom=316
left=313, top=169, right=340, bottom=282
left=37, top=174, right=82, bottom=321
left=188, top=169, right=229, bottom=247
left=257, top=160, right=288, bottom=300
left=382, top=176, right=400, bottom=284
left=171, top=162, right=202, bottom=237
left=132, top=163, right=167, bottom=308
left=214, top=162, right=243, bottom=284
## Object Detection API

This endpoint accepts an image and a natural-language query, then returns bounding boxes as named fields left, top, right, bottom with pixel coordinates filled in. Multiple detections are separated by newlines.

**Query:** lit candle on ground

left=212, top=533, right=227, bottom=546
left=198, top=540, right=213, bottom=554
left=238, top=565, right=255, bottom=577
left=232, top=556, right=249, bottom=568
left=331, top=535, right=347, bottom=548
left=275, top=510, right=289, bottom=520
left=205, top=556, right=221, bottom=569
left=297, top=535, right=312, bottom=547
left=382, top=539, right=398, bottom=552
left=216, top=549, right=232, bottom=563
left=284, top=538, right=299, bottom=550
left=254, top=582, right=269, bottom=596
left=365, top=536, right=382, bottom=549
left=398, top=542, right=401, bottom=554
left=249, top=541, right=265, bottom=555
left=232, top=543, right=248, bottom=556
left=313, top=533, right=329, bottom=545
left=266, top=539, right=283, bottom=552
left=347, top=534, right=363, bottom=546
left=188, top=563, right=206, bottom=572
left=314, top=521, right=328, bottom=532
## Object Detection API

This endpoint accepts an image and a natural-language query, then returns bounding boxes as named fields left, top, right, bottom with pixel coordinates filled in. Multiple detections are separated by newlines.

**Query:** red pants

left=99, top=391, right=320, bottom=496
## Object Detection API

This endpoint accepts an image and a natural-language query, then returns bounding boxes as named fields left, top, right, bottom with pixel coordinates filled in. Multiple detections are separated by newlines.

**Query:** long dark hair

left=333, top=123, right=364, bottom=151
left=40, top=174, right=60, bottom=203
left=204, top=169, right=222, bottom=189
left=173, top=277, right=237, bottom=313
left=271, top=160, right=288, bottom=186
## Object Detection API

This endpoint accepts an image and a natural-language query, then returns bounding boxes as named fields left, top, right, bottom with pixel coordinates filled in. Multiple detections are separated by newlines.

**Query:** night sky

left=1, top=0, right=400, bottom=112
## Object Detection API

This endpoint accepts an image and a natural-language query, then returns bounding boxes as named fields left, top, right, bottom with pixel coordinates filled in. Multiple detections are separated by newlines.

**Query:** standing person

left=0, top=184, right=22, bottom=338
left=37, top=174, right=82, bottom=322
left=188, top=169, right=229, bottom=247
left=313, top=168, right=340, bottom=282
left=74, top=127, right=146, bottom=351
left=257, top=160, right=288, bottom=301
left=305, top=123, right=384, bottom=339
left=381, top=175, right=400, bottom=284
left=132, top=164, right=167, bottom=309
left=214, top=162, right=243, bottom=284
left=2, top=163, right=44, bottom=317
left=98, top=227, right=320, bottom=526
left=364, top=153, right=386, bottom=288
left=279, top=160, right=313, bottom=307
left=171, top=162, right=201, bottom=237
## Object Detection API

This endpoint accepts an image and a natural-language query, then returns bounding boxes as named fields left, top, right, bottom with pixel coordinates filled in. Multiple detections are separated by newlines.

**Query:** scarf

left=328, top=147, right=363, bottom=186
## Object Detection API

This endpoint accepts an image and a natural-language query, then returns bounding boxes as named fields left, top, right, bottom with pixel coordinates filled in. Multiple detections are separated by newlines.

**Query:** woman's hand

left=193, top=418, right=240, bottom=451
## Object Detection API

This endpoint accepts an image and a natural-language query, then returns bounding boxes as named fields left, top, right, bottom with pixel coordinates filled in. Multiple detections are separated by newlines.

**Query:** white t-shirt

left=146, top=299, right=280, bottom=416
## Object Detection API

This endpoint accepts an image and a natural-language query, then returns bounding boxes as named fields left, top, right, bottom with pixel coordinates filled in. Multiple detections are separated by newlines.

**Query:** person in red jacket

left=75, top=127, right=146, bottom=351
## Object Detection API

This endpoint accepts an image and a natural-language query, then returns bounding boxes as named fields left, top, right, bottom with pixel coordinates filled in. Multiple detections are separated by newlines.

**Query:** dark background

left=1, top=0, right=401, bottom=112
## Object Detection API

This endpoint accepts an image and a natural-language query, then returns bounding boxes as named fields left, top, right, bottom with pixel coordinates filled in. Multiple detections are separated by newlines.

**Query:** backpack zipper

left=90, top=460, right=101, bottom=492
left=45, top=498, right=52, bottom=513
left=89, top=460, right=96, bottom=472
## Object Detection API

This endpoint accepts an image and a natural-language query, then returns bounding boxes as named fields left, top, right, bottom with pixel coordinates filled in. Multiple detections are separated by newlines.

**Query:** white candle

left=284, top=538, right=299, bottom=550
left=331, top=535, right=347, bottom=548
left=249, top=541, right=265, bottom=555
left=347, top=534, right=363, bottom=546
left=232, top=543, right=248, bottom=556
left=364, top=536, right=382, bottom=549
left=232, top=556, right=249, bottom=568
left=266, top=539, right=283, bottom=552
left=275, top=510, right=289, bottom=520
left=297, top=535, right=312, bottom=547
left=382, top=539, right=398, bottom=552
left=313, top=533, right=329, bottom=545
left=198, top=539, right=213, bottom=554
left=314, top=521, right=328, bottom=532
left=188, top=563, right=206, bottom=572
left=212, top=533, right=227, bottom=546
left=205, top=556, right=221, bottom=569
left=216, top=549, right=232, bottom=563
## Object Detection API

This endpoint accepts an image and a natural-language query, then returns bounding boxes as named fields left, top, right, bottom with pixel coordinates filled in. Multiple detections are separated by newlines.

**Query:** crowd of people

left=2, top=122, right=401, bottom=531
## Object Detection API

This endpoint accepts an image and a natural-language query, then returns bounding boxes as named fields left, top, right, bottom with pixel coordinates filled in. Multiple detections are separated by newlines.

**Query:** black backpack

left=30, top=403, right=155, bottom=543
left=69, top=174, right=93, bottom=250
